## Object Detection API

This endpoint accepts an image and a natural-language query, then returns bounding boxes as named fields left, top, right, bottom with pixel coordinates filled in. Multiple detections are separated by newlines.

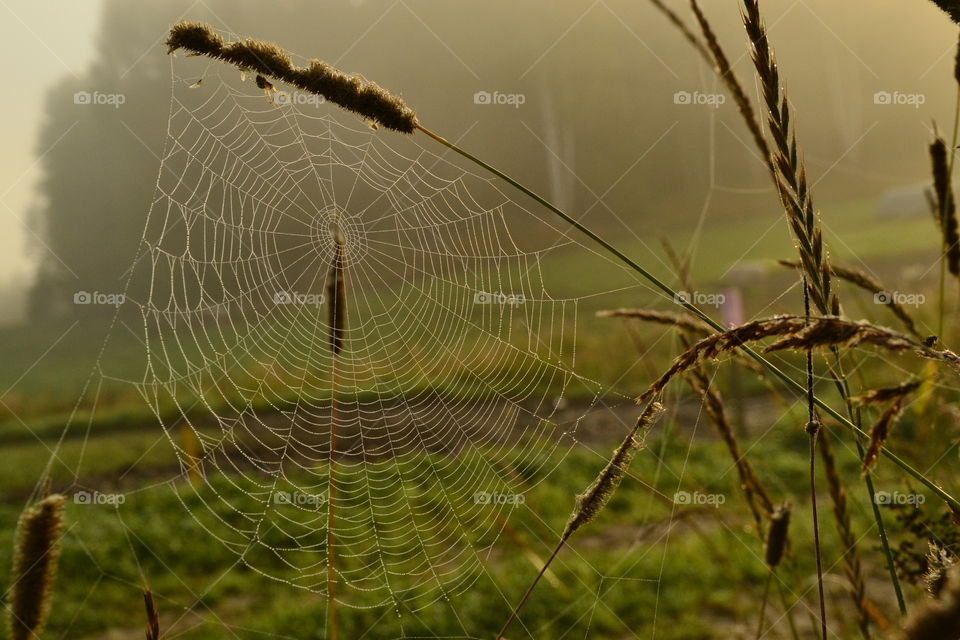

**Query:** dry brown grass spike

left=862, top=398, right=905, bottom=475
left=955, top=29, right=960, bottom=84
left=8, top=494, right=66, bottom=640
left=165, top=21, right=418, bottom=133
left=929, top=137, right=960, bottom=276
left=777, top=259, right=921, bottom=338
left=636, top=315, right=960, bottom=405
left=930, top=0, right=960, bottom=24
left=562, top=401, right=664, bottom=540
left=143, top=587, right=160, bottom=640
left=764, top=503, right=791, bottom=567
left=851, top=378, right=922, bottom=406
left=742, top=0, right=831, bottom=313
left=596, top=308, right=712, bottom=335
left=497, top=401, right=665, bottom=640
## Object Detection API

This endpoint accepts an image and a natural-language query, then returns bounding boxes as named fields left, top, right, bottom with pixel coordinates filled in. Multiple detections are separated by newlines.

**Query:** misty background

left=3, top=0, right=958, bottom=324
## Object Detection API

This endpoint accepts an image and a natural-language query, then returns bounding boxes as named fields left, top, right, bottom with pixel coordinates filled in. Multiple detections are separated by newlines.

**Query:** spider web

left=117, top=56, right=624, bottom=608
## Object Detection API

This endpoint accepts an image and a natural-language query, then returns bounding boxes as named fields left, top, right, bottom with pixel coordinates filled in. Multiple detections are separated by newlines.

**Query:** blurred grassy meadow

left=0, top=194, right=955, bottom=638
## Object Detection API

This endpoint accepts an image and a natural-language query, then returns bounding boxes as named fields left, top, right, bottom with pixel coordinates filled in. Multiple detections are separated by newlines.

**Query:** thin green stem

left=809, top=432, right=827, bottom=640
left=415, top=124, right=960, bottom=513
left=828, top=351, right=907, bottom=616
left=804, top=284, right=827, bottom=640
left=776, top=580, right=802, bottom=640
left=495, top=536, right=566, bottom=640
left=756, top=570, right=774, bottom=640
left=859, top=438, right=905, bottom=615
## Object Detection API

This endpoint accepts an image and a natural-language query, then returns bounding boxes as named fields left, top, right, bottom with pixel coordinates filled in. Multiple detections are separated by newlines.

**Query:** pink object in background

left=721, top=287, right=744, bottom=328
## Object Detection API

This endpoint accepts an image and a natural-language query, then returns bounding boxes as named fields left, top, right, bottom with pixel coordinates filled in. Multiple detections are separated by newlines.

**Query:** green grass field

left=0, top=424, right=935, bottom=639
left=0, top=197, right=951, bottom=638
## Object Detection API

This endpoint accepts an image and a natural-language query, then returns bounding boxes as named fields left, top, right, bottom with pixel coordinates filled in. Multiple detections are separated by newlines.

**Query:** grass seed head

left=764, top=503, right=791, bottom=568
left=562, top=402, right=664, bottom=540
left=862, top=398, right=905, bottom=475
left=8, top=494, right=66, bottom=640
left=924, top=543, right=957, bottom=599
left=144, top=587, right=160, bottom=640
left=930, top=0, right=960, bottom=24
left=165, top=21, right=222, bottom=56
left=327, top=231, right=347, bottom=356
left=930, top=136, right=960, bottom=276
left=902, top=563, right=960, bottom=639
left=165, top=21, right=418, bottom=133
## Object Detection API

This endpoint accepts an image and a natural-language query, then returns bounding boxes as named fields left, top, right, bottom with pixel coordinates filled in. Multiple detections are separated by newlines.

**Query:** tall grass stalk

left=741, top=0, right=830, bottom=312
left=325, top=231, right=347, bottom=640
left=939, top=30, right=960, bottom=339
left=494, top=401, right=664, bottom=640
left=804, top=332, right=827, bottom=639
left=686, top=0, right=908, bottom=625
left=827, top=350, right=906, bottom=618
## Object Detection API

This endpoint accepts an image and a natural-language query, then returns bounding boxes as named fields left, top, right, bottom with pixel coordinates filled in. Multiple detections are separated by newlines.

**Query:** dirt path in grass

left=0, top=393, right=787, bottom=504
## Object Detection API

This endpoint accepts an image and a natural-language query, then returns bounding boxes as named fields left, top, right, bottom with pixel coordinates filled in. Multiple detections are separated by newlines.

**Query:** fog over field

left=0, top=0, right=956, bottom=323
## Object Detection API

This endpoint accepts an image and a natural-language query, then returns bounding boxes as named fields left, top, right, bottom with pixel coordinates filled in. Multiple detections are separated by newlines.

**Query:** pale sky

left=0, top=0, right=102, bottom=289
